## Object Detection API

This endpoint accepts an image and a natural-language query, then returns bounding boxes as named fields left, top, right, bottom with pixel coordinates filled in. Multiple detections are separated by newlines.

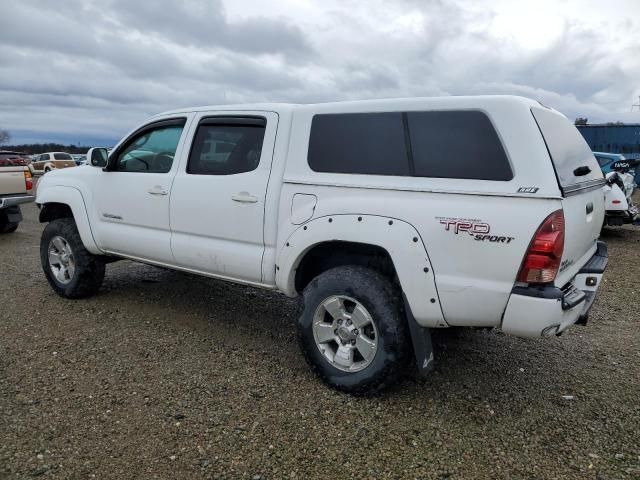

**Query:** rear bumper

left=501, top=241, right=608, bottom=338
left=0, top=194, right=35, bottom=209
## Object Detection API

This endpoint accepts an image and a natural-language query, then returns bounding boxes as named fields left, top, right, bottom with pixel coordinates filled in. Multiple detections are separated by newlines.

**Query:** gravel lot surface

left=1, top=202, right=639, bottom=479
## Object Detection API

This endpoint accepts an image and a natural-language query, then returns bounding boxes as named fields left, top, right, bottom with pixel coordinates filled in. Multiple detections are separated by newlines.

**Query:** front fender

left=37, top=185, right=102, bottom=255
left=276, top=214, right=447, bottom=328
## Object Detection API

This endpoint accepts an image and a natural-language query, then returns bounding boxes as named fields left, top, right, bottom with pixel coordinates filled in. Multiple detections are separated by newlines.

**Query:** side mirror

left=88, top=147, right=108, bottom=168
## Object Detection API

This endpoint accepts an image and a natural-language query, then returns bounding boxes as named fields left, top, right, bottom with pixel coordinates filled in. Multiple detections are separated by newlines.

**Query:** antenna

left=632, top=96, right=640, bottom=112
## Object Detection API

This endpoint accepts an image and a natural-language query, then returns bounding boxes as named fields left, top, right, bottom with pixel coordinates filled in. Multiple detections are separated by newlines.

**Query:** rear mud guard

left=403, top=294, right=435, bottom=378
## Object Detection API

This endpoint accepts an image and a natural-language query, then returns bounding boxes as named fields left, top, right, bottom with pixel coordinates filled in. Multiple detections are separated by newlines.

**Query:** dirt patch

left=1, top=203, right=638, bottom=479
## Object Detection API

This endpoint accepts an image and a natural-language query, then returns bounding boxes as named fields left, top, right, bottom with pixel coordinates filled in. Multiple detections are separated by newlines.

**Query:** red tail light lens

left=24, top=170, right=33, bottom=191
left=517, top=210, right=565, bottom=284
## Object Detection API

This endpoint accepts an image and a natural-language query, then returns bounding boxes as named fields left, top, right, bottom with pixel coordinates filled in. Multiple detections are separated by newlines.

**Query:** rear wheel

left=298, top=266, right=409, bottom=395
left=0, top=211, right=19, bottom=233
left=0, top=222, right=18, bottom=233
left=40, top=218, right=105, bottom=298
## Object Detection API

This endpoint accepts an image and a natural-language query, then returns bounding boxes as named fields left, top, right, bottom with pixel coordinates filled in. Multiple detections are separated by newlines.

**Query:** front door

left=170, top=112, right=278, bottom=283
left=92, top=117, right=190, bottom=263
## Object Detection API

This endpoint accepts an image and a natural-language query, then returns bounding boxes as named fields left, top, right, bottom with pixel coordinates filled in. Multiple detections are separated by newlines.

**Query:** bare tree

left=0, top=129, right=10, bottom=145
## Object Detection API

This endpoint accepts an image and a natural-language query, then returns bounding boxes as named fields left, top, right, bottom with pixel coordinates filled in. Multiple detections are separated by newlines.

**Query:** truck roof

left=156, top=95, right=547, bottom=117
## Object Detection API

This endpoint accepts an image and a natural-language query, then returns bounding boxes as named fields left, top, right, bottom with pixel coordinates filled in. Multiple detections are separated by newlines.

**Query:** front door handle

left=231, top=192, right=258, bottom=203
left=147, top=186, right=168, bottom=196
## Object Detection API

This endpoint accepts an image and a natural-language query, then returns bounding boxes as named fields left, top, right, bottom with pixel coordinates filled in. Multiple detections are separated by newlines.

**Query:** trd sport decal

left=436, top=217, right=515, bottom=244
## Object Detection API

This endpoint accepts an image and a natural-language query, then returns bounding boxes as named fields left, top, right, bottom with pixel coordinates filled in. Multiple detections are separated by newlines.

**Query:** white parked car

left=31, top=152, right=76, bottom=173
left=35, top=96, right=608, bottom=394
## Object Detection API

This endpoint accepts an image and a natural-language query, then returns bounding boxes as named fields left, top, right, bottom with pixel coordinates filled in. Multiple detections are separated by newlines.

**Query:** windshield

left=532, top=108, right=603, bottom=193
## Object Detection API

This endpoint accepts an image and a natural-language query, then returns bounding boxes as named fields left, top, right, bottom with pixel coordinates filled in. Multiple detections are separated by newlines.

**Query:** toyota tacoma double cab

left=36, top=96, right=608, bottom=394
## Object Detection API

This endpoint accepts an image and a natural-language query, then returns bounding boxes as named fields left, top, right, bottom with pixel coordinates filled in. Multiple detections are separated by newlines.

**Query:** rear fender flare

left=277, top=214, right=447, bottom=328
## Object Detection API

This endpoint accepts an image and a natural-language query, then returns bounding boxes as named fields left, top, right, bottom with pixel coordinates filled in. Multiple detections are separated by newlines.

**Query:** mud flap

left=403, top=294, right=434, bottom=378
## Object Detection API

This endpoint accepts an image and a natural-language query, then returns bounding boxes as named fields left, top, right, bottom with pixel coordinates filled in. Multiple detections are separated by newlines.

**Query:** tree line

left=1, top=143, right=91, bottom=155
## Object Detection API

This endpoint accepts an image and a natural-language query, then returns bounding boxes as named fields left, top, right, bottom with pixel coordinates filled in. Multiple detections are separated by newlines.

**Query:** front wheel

left=40, top=218, right=105, bottom=298
left=298, top=266, right=410, bottom=395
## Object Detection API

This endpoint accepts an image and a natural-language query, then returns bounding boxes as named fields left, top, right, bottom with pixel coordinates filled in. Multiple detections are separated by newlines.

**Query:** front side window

left=187, top=119, right=265, bottom=175
left=114, top=121, right=185, bottom=173
left=54, top=153, right=73, bottom=160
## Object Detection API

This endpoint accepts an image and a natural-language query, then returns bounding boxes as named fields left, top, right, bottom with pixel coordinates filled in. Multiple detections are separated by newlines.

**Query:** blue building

left=576, top=124, right=640, bottom=160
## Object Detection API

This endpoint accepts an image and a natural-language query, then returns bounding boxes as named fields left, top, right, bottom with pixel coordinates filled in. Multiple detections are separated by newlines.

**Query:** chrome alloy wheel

left=48, top=236, right=75, bottom=285
left=312, top=295, right=378, bottom=372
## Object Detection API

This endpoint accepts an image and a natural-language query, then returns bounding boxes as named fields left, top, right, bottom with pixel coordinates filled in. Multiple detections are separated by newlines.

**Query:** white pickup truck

left=36, top=96, right=608, bottom=394
left=0, top=154, right=35, bottom=233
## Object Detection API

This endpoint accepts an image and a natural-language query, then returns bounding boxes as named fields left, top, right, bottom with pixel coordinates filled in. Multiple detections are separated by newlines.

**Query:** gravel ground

left=1, top=202, right=639, bottom=480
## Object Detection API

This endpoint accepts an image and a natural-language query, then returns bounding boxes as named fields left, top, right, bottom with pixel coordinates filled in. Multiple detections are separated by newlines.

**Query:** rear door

left=169, top=112, right=278, bottom=284
left=531, top=107, right=605, bottom=286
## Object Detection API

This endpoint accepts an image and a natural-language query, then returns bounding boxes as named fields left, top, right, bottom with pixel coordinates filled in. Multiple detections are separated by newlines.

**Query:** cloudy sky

left=1, top=0, right=639, bottom=145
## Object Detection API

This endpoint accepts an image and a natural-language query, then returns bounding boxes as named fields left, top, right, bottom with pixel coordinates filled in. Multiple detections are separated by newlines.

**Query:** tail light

left=24, top=170, right=33, bottom=191
left=517, top=210, right=565, bottom=284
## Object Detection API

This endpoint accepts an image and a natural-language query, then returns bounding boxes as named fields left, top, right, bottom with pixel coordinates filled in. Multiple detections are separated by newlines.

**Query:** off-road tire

left=40, top=218, right=105, bottom=298
left=298, top=265, right=410, bottom=395
left=0, top=221, right=18, bottom=233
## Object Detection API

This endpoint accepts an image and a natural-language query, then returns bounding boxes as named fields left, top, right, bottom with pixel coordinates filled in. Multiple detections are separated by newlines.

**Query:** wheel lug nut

left=351, top=339, right=356, bottom=345
left=346, top=319, right=352, bottom=326
left=353, top=329, right=359, bottom=335
left=337, top=319, right=343, bottom=325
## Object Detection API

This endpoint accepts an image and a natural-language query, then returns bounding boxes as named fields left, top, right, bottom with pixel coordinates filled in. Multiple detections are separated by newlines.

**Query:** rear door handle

left=147, top=186, right=168, bottom=196
left=231, top=192, right=258, bottom=203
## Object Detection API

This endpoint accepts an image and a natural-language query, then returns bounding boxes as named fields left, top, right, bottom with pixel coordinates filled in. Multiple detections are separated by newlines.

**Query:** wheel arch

left=37, top=186, right=102, bottom=255
left=277, top=214, right=447, bottom=328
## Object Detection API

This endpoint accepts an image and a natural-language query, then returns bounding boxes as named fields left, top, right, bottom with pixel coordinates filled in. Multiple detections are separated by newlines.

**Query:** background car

left=30, top=152, right=77, bottom=173
left=594, top=152, right=640, bottom=185
left=0, top=151, right=30, bottom=167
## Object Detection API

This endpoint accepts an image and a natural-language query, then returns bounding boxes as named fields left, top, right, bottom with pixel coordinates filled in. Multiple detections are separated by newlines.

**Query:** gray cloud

left=0, top=0, right=639, bottom=144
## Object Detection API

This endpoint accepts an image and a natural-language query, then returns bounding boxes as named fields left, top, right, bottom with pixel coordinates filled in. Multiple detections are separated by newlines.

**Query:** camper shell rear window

left=531, top=107, right=604, bottom=194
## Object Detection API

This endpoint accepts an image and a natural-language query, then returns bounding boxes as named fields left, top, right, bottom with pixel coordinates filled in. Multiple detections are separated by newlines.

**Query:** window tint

left=114, top=123, right=185, bottom=173
left=187, top=121, right=265, bottom=175
left=595, top=156, right=610, bottom=167
left=307, top=111, right=511, bottom=180
left=54, top=153, right=72, bottom=160
left=407, top=111, right=512, bottom=180
left=41, top=154, right=50, bottom=160
left=531, top=108, right=603, bottom=190
left=308, top=113, right=410, bottom=176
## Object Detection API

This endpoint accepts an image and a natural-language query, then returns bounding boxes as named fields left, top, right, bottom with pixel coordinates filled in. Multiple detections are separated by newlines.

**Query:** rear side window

left=407, top=111, right=512, bottom=180
left=307, top=111, right=512, bottom=180
left=308, top=113, right=410, bottom=176
left=532, top=108, right=603, bottom=191
left=187, top=118, right=266, bottom=175
left=54, top=153, right=72, bottom=160
left=41, top=154, right=50, bottom=160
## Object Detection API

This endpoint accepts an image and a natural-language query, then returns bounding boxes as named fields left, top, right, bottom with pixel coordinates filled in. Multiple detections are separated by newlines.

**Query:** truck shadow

left=97, top=261, right=593, bottom=404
